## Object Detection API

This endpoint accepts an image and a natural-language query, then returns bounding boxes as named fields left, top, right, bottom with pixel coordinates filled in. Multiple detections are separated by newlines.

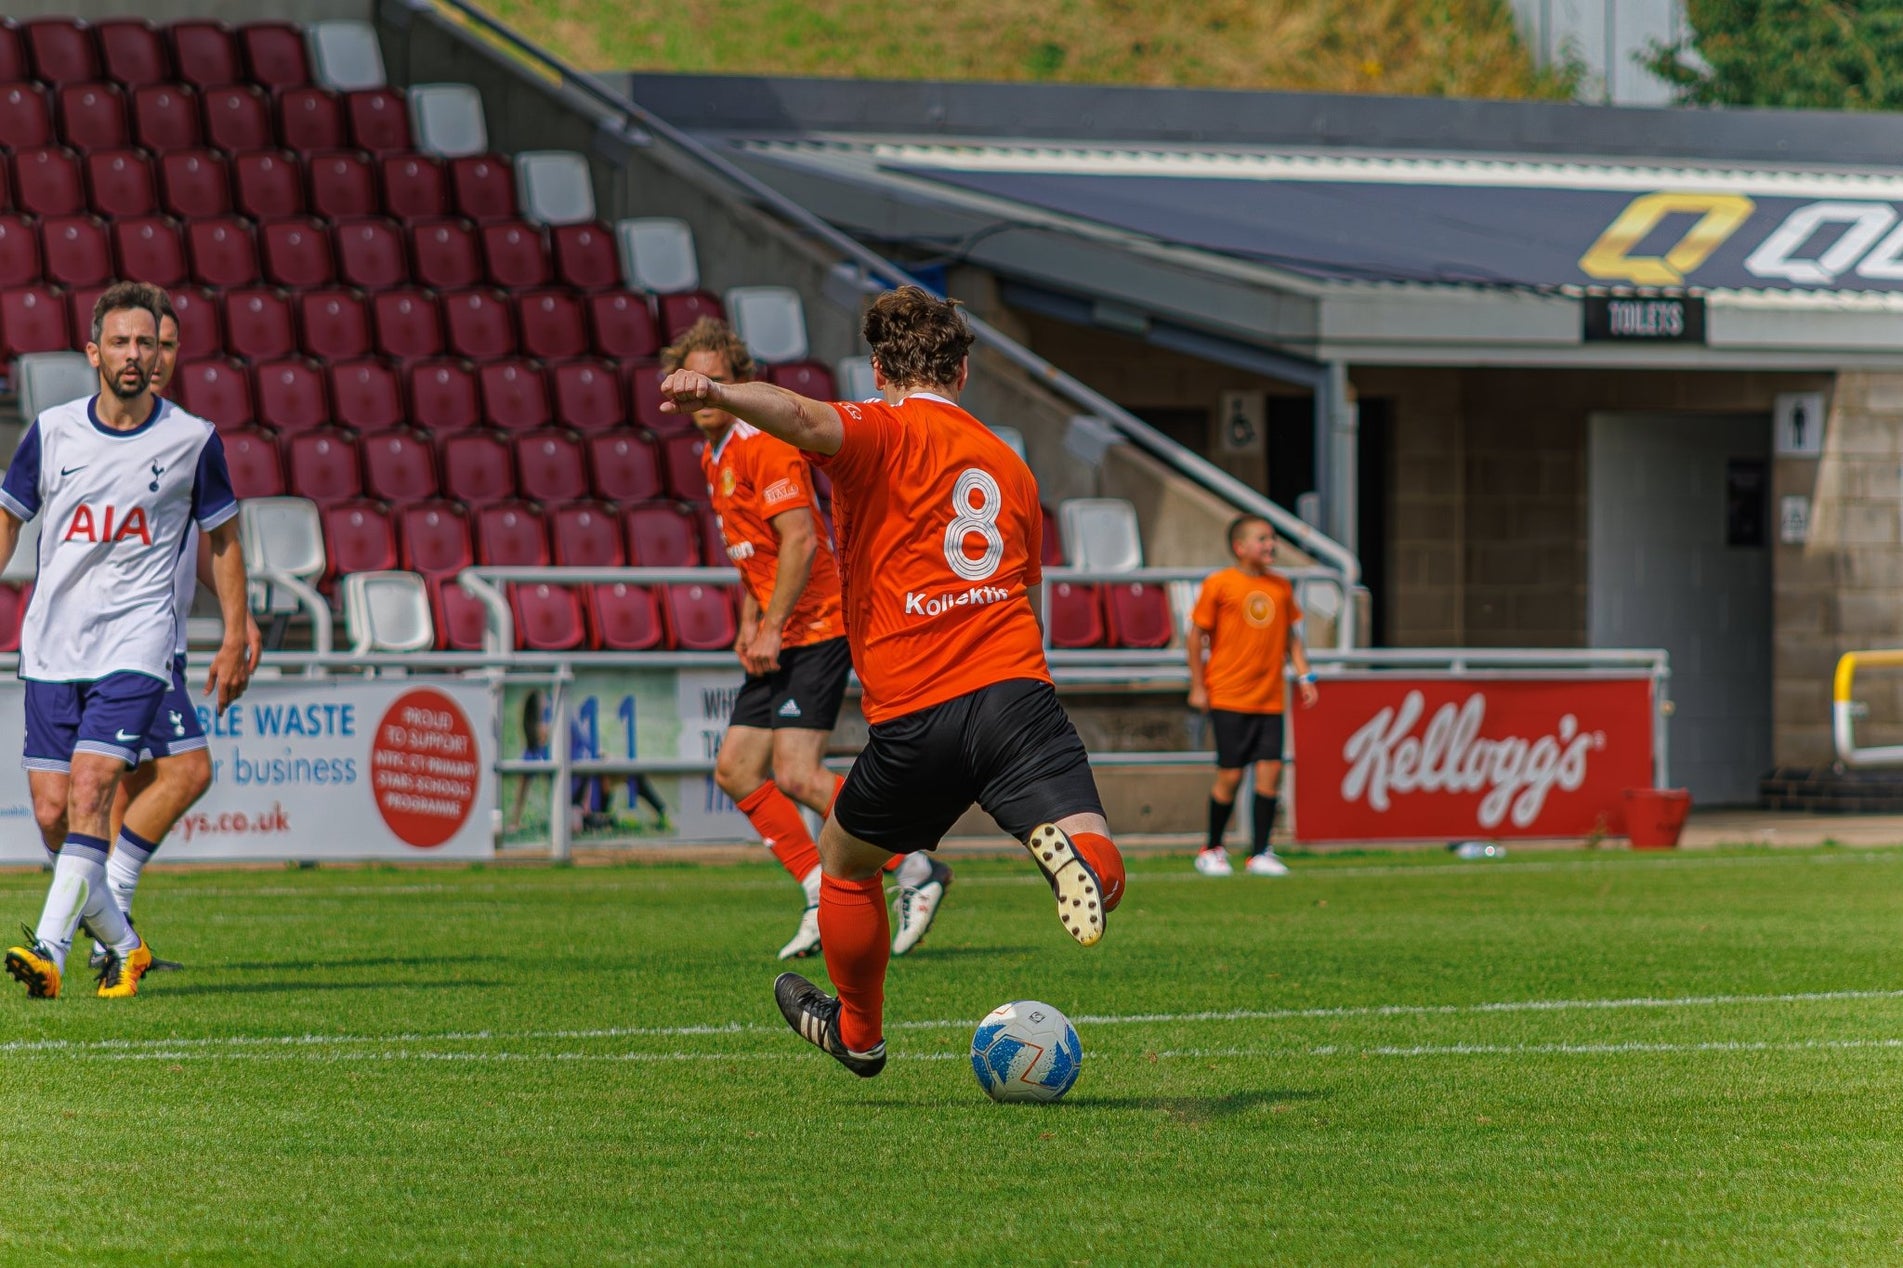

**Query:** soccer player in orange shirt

left=1187, top=515, right=1318, bottom=877
left=661, top=286, right=1125, bottom=1078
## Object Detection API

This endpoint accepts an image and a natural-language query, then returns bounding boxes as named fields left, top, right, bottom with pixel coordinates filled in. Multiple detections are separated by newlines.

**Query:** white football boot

left=1245, top=851, right=1290, bottom=877
left=1194, top=848, right=1234, bottom=877
left=891, top=857, right=953, bottom=956
left=777, top=903, right=822, bottom=961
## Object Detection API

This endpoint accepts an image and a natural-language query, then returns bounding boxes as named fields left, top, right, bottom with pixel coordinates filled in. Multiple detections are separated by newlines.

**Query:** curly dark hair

left=660, top=317, right=756, bottom=380
left=862, top=285, right=973, bottom=391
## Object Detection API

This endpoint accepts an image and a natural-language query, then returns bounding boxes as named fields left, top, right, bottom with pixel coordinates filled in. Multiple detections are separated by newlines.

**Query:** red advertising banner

left=1290, top=676, right=1656, bottom=843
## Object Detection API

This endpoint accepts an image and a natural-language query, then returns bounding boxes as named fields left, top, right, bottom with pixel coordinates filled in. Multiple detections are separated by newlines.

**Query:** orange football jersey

left=699, top=421, right=843, bottom=649
left=1190, top=567, right=1302, bottom=713
left=815, top=393, right=1050, bottom=724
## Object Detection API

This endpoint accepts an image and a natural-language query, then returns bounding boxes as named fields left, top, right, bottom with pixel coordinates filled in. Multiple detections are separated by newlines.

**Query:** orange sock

left=818, top=873, right=889, bottom=1052
left=736, top=783, right=819, bottom=883
left=1071, top=831, right=1125, bottom=912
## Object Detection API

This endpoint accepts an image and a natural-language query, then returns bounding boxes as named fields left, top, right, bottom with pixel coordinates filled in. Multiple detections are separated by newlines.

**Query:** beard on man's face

left=104, top=361, right=151, bottom=401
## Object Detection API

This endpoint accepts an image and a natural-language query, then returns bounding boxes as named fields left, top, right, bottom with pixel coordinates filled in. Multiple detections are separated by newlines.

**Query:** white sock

left=34, top=836, right=137, bottom=969
left=106, top=827, right=159, bottom=921
left=894, top=851, right=933, bottom=889
left=799, top=865, right=821, bottom=906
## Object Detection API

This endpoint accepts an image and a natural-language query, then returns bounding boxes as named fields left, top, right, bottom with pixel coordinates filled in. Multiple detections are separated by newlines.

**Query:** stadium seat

left=167, top=286, right=221, bottom=360
left=253, top=359, right=330, bottom=436
left=40, top=215, right=110, bottom=288
left=588, top=583, right=664, bottom=651
left=658, top=291, right=726, bottom=342
left=550, top=223, right=619, bottom=292
left=428, top=573, right=488, bottom=651
left=176, top=358, right=253, bottom=430
left=662, top=584, right=736, bottom=652
left=130, top=83, right=201, bottom=151
left=328, top=359, right=403, bottom=433
left=398, top=500, right=473, bottom=576
left=442, top=288, right=515, bottom=361
left=409, top=360, right=482, bottom=435
left=110, top=218, right=185, bottom=289
left=239, top=498, right=327, bottom=615
left=298, top=289, right=371, bottom=362
left=586, top=290, right=660, bottom=360
left=286, top=428, right=363, bottom=504
left=381, top=154, right=447, bottom=221
left=0, top=582, right=27, bottom=654
left=1048, top=582, right=1105, bottom=648
left=344, top=88, right=410, bottom=155
left=726, top=286, right=810, bottom=364
left=630, top=362, right=694, bottom=436
left=0, top=84, right=53, bottom=150
left=14, top=146, right=83, bottom=217
left=222, top=288, right=297, bottom=363
left=514, top=151, right=595, bottom=226
left=1059, top=498, right=1144, bottom=572
left=659, top=433, right=711, bottom=502
left=616, top=217, right=700, bottom=293
left=836, top=356, right=877, bottom=401
left=410, top=219, right=482, bottom=290
left=62, top=284, right=106, bottom=349
left=0, top=160, right=10, bottom=216
left=233, top=150, right=304, bottom=220
left=476, top=501, right=550, bottom=566
left=22, top=18, right=99, bottom=85
left=343, top=570, right=434, bottom=654
left=14, top=351, right=91, bottom=423
left=306, top=150, right=378, bottom=220
left=1041, top=503, right=1064, bottom=566
left=157, top=149, right=229, bottom=218
left=360, top=428, right=440, bottom=502
left=221, top=426, right=286, bottom=499
left=260, top=217, right=335, bottom=289
left=440, top=431, right=515, bottom=504
left=551, top=502, right=626, bottom=567
left=201, top=85, right=273, bottom=153
left=334, top=217, right=407, bottom=290
left=1103, top=581, right=1174, bottom=649
left=277, top=86, right=344, bottom=152
left=0, top=24, right=22, bottom=83
left=515, top=430, right=589, bottom=504
left=510, top=582, right=586, bottom=651
left=370, top=289, right=445, bottom=363
left=990, top=425, right=1027, bottom=460
left=551, top=362, right=626, bottom=433
left=408, top=83, right=487, bottom=158
left=517, top=290, right=587, bottom=361
left=321, top=499, right=397, bottom=581
left=588, top=433, right=663, bottom=503
left=55, top=83, right=129, bottom=152
left=84, top=149, right=155, bottom=218
left=625, top=503, right=701, bottom=566
left=448, top=153, right=516, bottom=222
left=480, top=221, right=550, bottom=289
left=240, top=22, right=311, bottom=92
left=170, top=20, right=241, bottom=89
left=97, top=19, right=171, bottom=86
left=767, top=361, right=836, bottom=399
left=186, top=217, right=259, bottom=289
left=0, top=287, right=66, bottom=357
left=306, top=21, right=387, bottom=92
left=0, top=216, right=41, bottom=288
left=478, top=360, right=551, bottom=433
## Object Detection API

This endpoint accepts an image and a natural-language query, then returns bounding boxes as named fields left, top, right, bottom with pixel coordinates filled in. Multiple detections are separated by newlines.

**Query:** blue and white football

left=970, top=1000, right=1082, bottom=1103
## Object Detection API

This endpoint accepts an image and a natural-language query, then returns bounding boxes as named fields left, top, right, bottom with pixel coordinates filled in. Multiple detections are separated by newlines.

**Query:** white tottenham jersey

left=0, top=396, right=237, bottom=684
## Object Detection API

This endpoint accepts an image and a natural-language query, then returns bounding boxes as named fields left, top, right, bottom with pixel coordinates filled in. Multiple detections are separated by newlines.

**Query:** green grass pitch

left=4, top=845, right=1903, bottom=1264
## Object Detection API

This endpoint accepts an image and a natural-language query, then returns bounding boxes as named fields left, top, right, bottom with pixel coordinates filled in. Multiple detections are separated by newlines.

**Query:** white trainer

left=891, top=858, right=952, bottom=956
left=1194, top=848, right=1233, bottom=877
left=1245, top=851, right=1290, bottom=877
left=777, top=903, right=822, bottom=960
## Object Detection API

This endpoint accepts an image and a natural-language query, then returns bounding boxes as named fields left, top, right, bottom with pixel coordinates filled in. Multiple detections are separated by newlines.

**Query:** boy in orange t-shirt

left=1188, top=516, right=1318, bottom=877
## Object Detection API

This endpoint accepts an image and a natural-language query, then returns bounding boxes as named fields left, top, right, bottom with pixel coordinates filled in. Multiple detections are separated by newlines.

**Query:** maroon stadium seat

left=63, top=284, right=107, bottom=350
left=479, top=221, right=550, bottom=290
left=0, top=218, right=41, bottom=289
left=40, top=215, right=110, bottom=288
left=306, top=151, right=378, bottom=221
left=0, top=161, right=11, bottom=216
left=449, top=154, right=515, bottom=222
left=380, top=154, right=447, bottom=222
left=56, top=83, right=129, bottom=152
left=202, top=84, right=273, bottom=153
left=157, top=149, right=229, bottom=219
left=259, top=217, right=334, bottom=288
left=253, top=358, right=330, bottom=435
left=170, top=20, right=241, bottom=90
left=429, top=573, right=489, bottom=650
left=629, top=361, right=693, bottom=436
left=550, top=223, right=618, bottom=292
left=221, top=288, right=297, bottom=363
left=233, top=149, right=304, bottom=220
left=659, top=433, right=710, bottom=502
left=322, top=500, right=398, bottom=581
left=277, top=87, right=343, bottom=153
left=442, top=288, right=515, bottom=361
left=514, top=430, right=589, bottom=504
left=586, top=290, right=660, bottom=361
left=131, top=84, right=201, bottom=153
left=588, top=583, right=664, bottom=651
left=221, top=426, right=285, bottom=499
left=662, top=584, right=736, bottom=652
left=187, top=217, right=259, bottom=289
left=1103, top=581, right=1174, bottom=649
left=588, top=433, right=662, bottom=503
left=334, top=217, right=406, bottom=290
left=624, top=503, right=701, bottom=566
left=328, top=360, right=404, bottom=433
left=1048, top=582, right=1104, bottom=648
left=14, top=146, right=82, bottom=217
left=399, top=501, right=473, bottom=576
left=478, top=360, right=551, bottom=433
left=370, top=289, right=444, bottom=363
left=408, top=360, right=482, bottom=435
left=0, top=582, right=29, bottom=654
left=440, top=431, right=515, bottom=505
left=410, top=219, right=481, bottom=291
left=21, top=18, right=98, bottom=85
left=551, top=362, right=626, bottom=434
left=658, top=291, right=725, bottom=341
left=167, top=287, right=222, bottom=361
left=1041, top=502, right=1064, bottom=566
left=84, top=149, right=155, bottom=218
left=176, top=358, right=254, bottom=431
left=344, top=88, right=410, bottom=155
left=96, top=19, right=170, bottom=86
left=239, top=22, right=310, bottom=91
left=0, top=25, right=24, bottom=84
left=0, top=287, right=67, bottom=357
left=517, top=290, right=587, bottom=362
left=112, top=217, right=186, bottom=287
left=509, top=582, right=585, bottom=651
left=476, top=501, right=550, bottom=566
left=360, top=428, right=440, bottom=503
left=298, top=289, right=370, bottom=361
left=551, top=502, right=626, bottom=567
left=286, top=428, right=363, bottom=504
left=767, top=361, right=837, bottom=399
left=0, top=84, right=54, bottom=150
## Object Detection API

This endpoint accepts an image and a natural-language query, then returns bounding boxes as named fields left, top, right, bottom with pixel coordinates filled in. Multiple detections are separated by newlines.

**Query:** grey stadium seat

left=344, top=570, right=435, bottom=653
left=725, top=286, right=809, bottom=364
left=408, top=84, right=488, bottom=159
left=305, top=20, right=387, bottom=91
left=1059, top=498, right=1143, bottom=573
left=15, top=351, right=93, bottom=423
left=616, top=217, right=699, bottom=294
left=514, top=151, right=595, bottom=226
left=240, top=496, right=326, bottom=614
left=836, top=356, right=877, bottom=402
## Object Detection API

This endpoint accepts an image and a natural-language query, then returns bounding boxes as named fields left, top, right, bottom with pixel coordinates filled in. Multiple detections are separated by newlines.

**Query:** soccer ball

left=969, top=1000, right=1082, bottom=1103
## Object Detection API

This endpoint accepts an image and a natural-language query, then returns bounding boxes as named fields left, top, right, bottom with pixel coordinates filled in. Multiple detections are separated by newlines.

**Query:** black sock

left=1206, top=797, right=1236, bottom=851
left=1251, top=794, right=1279, bottom=855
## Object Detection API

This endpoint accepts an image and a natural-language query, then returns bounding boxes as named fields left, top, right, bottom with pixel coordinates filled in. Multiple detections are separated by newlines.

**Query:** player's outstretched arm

left=658, top=372, right=844, bottom=456
left=204, top=520, right=254, bottom=714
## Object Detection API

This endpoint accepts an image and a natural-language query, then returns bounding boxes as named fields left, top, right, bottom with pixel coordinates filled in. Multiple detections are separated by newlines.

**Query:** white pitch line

left=1161, top=1037, right=1903, bottom=1060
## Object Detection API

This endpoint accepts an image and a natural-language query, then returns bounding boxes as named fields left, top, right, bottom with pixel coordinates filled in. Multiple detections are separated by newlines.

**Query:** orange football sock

left=818, top=873, right=889, bottom=1052
left=1071, top=831, right=1125, bottom=912
left=736, top=783, right=819, bottom=883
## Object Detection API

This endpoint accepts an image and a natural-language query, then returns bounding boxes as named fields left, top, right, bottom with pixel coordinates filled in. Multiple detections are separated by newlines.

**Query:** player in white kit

left=0, top=284, right=252, bottom=998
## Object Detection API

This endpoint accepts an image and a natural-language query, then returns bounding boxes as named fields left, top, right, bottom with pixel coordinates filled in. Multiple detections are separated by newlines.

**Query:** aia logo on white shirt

left=64, top=504, right=152, bottom=545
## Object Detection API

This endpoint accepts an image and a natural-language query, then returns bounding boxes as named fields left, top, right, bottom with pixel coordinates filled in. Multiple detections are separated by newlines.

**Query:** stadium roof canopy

left=631, top=74, right=1903, bottom=371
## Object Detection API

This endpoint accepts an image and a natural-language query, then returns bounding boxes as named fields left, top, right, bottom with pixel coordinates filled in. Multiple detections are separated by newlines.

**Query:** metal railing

left=1832, top=649, right=1903, bottom=767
